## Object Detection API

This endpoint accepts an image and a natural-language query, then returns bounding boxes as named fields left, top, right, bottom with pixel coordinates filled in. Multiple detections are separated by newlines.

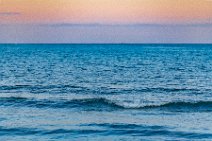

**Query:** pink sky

left=1, top=0, right=212, bottom=24
left=1, top=0, right=212, bottom=43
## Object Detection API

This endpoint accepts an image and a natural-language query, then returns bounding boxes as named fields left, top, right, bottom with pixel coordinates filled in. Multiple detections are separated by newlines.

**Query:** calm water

left=0, top=44, right=212, bottom=141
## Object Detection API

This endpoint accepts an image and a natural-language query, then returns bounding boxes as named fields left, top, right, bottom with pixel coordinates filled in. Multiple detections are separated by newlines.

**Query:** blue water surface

left=0, top=44, right=212, bottom=141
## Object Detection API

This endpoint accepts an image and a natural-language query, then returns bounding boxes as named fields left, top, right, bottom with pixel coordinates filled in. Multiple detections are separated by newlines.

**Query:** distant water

left=0, top=44, right=212, bottom=141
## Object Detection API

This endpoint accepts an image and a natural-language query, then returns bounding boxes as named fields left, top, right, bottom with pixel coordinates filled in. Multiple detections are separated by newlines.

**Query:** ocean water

left=0, top=44, right=212, bottom=141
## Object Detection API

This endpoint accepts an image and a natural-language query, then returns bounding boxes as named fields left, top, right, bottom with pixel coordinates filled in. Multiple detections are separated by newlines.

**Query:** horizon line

left=1, top=43, right=212, bottom=45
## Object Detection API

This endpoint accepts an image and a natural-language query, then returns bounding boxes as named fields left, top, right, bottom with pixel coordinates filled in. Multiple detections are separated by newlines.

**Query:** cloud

left=40, top=23, right=212, bottom=28
left=1, top=24, right=212, bottom=43
left=41, top=23, right=102, bottom=27
left=0, top=12, right=21, bottom=16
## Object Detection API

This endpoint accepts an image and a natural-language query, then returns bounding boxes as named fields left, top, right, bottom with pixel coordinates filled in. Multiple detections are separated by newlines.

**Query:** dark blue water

left=0, top=44, right=212, bottom=141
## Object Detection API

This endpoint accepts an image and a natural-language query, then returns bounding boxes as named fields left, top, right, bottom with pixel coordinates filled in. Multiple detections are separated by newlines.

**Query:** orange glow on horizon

left=1, top=0, right=212, bottom=24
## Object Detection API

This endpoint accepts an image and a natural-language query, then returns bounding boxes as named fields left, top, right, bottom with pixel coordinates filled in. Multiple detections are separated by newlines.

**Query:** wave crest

left=0, top=96, right=212, bottom=112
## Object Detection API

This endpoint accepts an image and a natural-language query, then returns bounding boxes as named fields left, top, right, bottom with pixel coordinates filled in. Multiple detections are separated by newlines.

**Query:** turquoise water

left=0, top=44, right=212, bottom=140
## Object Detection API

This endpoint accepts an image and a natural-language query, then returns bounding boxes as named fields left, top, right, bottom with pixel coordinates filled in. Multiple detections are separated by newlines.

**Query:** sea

left=0, top=44, right=212, bottom=141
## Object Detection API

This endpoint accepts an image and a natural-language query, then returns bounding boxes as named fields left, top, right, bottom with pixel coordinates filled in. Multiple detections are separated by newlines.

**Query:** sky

left=0, top=0, right=212, bottom=43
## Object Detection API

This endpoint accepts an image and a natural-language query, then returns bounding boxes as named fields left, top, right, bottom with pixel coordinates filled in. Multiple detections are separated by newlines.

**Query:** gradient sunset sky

left=0, top=0, right=212, bottom=43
